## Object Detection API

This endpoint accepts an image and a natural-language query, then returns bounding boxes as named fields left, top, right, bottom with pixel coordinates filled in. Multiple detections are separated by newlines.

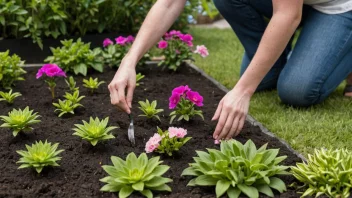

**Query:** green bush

left=0, top=50, right=26, bottom=89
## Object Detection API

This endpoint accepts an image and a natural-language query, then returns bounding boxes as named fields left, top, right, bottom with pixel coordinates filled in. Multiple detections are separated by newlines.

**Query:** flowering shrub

left=0, top=50, right=26, bottom=89
left=291, top=148, right=352, bottom=198
left=83, top=77, right=105, bottom=93
left=138, top=99, right=164, bottom=121
left=145, top=127, right=191, bottom=156
left=100, top=153, right=172, bottom=197
left=102, top=36, right=150, bottom=67
left=0, top=89, right=22, bottom=104
left=0, top=107, right=41, bottom=137
left=169, top=85, right=204, bottom=124
left=182, top=140, right=289, bottom=198
left=72, top=117, right=117, bottom=146
left=17, top=140, right=64, bottom=173
left=65, top=76, right=79, bottom=92
left=52, top=99, right=83, bottom=117
left=36, top=64, right=66, bottom=98
left=157, top=30, right=209, bottom=71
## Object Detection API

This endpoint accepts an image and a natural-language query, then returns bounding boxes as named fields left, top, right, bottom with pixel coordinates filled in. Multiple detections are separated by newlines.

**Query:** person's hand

left=212, top=87, right=251, bottom=140
left=108, top=59, right=136, bottom=114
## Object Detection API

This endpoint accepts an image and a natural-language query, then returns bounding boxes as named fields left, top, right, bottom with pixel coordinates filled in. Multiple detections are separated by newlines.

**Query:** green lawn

left=189, top=27, right=352, bottom=155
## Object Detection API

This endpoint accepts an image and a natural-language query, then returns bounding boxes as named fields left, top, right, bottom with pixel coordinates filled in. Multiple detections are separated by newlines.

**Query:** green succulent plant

left=138, top=99, right=163, bottom=121
left=52, top=99, right=83, bottom=117
left=16, top=140, right=64, bottom=173
left=0, top=89, right=22, bottom=104
left=136, top=73, right=145, bottom=87
left=83, top=77, right=105, bottom=93
left=65, top=76, right=79, bottom=92
left=63, top=90, right=85, bottom=105
left=100, top=153, right=172, bottom=198
left=72, top=117, right=118, bottom=146
left=291, top=148, right=352, bottom=198
left=181, top=139, right=289, bottom=198
left=0, top=106, right=41, bottom=137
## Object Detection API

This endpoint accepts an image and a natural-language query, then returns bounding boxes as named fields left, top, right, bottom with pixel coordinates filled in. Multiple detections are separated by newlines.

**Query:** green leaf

left=256, top=184, right=274, bottom=197
left=145, top=177, right=172, bottom=187
left=215, top=180, right=231, bottom=197
left=119, top=186, right=134, bottom=198
left=269, top=177, right=286, bottom=193
left=227, top=187, right=241, bottom=198
left=194, top=175, right=218, bottom=186
left=132, top=182, right=144, bottom=191
left=237, top=184, right=259, bottom=198
left=140, top=189, right=153, bottom=198
left=181, top=167, right=199, bottom=176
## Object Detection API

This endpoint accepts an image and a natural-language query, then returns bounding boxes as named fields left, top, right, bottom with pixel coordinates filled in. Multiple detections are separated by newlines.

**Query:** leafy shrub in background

left=44, top=38, right=103, bottom=76
left=100, top=153, right=172, bottom=197
left=0, top=50, right=26, bottom=89
left=182, top=140, right=289, bottom=198
left=0, top=89, right=21, bottom=104
left=291, top=148, right=352, bottom=198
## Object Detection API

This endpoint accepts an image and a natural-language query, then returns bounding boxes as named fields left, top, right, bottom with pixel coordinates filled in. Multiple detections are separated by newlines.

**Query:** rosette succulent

left=72, top=117, right=118, bottom=146
left=136, top=73, right=145, bottom=87
left=16, top=140, right=64, bottom=173
left=182, top=140, right=289, bottom=198
left=65, top=76, right=79, bottom=92
left=64, top=90, right=85, bottom=105
left=52, top=99, right=83, bottom=117
left=0, top=107, right=41, bottom=137
left=83, top=77, right=105, bottom=93
left=0, top=89, right=22, bottom=104
left=100, top=153, right=172, bottom=198
left=138, top=99, right=164, bottom=121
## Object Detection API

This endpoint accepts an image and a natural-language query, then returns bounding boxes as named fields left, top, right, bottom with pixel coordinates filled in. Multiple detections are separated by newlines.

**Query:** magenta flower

left=168, top=127, right=187, bottom=138
left=115, top=36, right=127, bottom=45
left=169, top=30, right=182, bottom=37
left=169, top=94, right=180, bottom=109
left=186, top=91, right=204, bottom=107
left=194, top=45, right=209, bottom=58
left=164, top=32, right=172, bottom=40
left=145, top=133, right=162, bottom=153
left=172, top=85, right=191, bottom=96
left=36, top=64, right=66, bottom=79
left=180, top=34, right=193, bottom=43
left=126, top=35, right=135, bottom=43
left=103, top=38, right=114, bottom=47
left=158, top=40, right=168, bottom=49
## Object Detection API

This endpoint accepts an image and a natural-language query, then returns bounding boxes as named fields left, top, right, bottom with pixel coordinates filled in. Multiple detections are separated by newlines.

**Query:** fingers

left=218, top=113, right=235, bottom=140
left=126, top=83, right=136, bottom=109
left=235, top=116, right=246, bottom=136
left=213, top=107, right=228, bottom=140
left=212, top=99, right=223, bottom=121
left=117, top=85, right=130, bottom=114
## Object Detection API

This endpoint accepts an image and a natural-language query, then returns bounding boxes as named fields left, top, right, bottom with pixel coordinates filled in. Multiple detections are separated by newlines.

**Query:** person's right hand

left=108, top=59, right=136, bottom=114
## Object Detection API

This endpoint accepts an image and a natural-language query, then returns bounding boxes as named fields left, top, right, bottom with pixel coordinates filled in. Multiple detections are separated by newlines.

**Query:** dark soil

left=0, top=64, right=302, bottom=198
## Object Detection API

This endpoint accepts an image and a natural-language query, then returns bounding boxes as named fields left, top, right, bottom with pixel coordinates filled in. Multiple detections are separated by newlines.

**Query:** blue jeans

left=213, top=0, right=352, bottom=107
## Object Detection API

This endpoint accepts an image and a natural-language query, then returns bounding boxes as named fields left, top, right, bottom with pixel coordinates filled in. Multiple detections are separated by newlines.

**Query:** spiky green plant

left=291, top=148, right=352, bottom=198
left=0, top=89, right=22, bottom=104
left=100, top=153, right=172, bottom=198
left=72, top=117, right=118, bottom=146
left=52, top=99, right=83, bottom=117
left=0, top=107, right=41, bottom=137
left=136, top=73, right=145, bottom=87
left=181, top=139, right=289, bottom=198
left=63, top=90, right=85, bottom=104
left=138, top=99, right=164, bottom=121
left=16, top=140, right=64, bottom=173
left=65, top=76, right=79, bottom=92
left=83, top=77, right=105, bottom=93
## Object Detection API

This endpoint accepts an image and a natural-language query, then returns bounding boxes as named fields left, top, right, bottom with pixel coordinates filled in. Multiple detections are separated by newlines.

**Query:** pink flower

left=126, top=35, right=135, bottom=43
left=36, top=64, right=66, bottom=79
left=214, top=140, right=220, bottom=144
left=180, top=34, right=193, bottom=43
left=103, top=38, right=113, bottom=47
left=187, top=41, right=194, bottom=47
left=172, top=85, right=191, bottom=96
left=158, top=40, right=168, bottom=49
left=168, top=127, right=187, bottom=138
left=169, top=30, right=182, bottom=37
left=175, top=50, right=180, bottom=54
left=186, top=91, right=203, bottom=107
left=115, top=36, right=127, bottom=45
left=194, top=45, right=209, bottom=58
left=164, top=33, right=172, bottom=40
left=145, top=133, right=162, bottom=153
left=169, top=94, right=180, bottom=109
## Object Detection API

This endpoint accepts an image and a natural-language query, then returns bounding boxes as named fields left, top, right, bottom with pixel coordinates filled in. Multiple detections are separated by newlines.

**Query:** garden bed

left=0, top=63, right=302, bottom=197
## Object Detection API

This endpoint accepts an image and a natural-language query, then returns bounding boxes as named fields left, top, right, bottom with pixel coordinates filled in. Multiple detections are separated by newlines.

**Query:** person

left=108, top=0, right=352, bottom=141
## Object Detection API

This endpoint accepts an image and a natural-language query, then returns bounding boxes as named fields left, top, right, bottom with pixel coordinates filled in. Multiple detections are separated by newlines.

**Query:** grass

left=189, top=27, right=352, bottom=156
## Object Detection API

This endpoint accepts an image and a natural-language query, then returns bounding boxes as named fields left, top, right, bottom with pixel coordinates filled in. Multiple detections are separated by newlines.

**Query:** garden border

left=22, top=61, right=306, bottom=162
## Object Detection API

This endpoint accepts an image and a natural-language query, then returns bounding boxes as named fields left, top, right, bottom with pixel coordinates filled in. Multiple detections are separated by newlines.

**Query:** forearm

left=236, top=13, right=301, bottom=95
left=124, top=0, right=187, bottom=65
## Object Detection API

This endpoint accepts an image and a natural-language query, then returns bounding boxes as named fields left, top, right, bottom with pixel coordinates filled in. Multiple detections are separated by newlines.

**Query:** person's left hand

left=212, top=87, right=251, bottom=140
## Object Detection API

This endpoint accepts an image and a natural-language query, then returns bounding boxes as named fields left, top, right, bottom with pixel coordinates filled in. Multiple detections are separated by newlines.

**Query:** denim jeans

left=213, top=0, right=352, bottom=107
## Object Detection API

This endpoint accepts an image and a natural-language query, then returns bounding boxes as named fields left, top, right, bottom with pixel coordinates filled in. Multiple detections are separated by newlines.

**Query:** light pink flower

left=169, top=94, right=180, bottom=109
left=172, top=85, right=191, bottom=96
left=36, top=64, right=66, bottom=79
left=145, top=133, right=162, bottom=153
left=214, top=140, right=220, bottom=144
left=126, top=35, right=135, bottom=43
left=186, top=91, right=203, bottom=107
left=158, top=40, right=168, bottom=49
left=103, top=38, right=113, bottom=47
left=168, top=127, right=187, bottom=138
left=115, top=36, right=127, bottom=45
left=194, top=45, right=209, bottom=58
left=169, top=30, right=182, bottom=37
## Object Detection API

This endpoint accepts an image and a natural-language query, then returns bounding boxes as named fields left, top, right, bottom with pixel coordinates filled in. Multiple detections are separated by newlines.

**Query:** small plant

left=65, top=76, right=79, bottom=92
left=16, top=140, right=64, bottom=173
left=182, top=140, right=289, bottom=198
left=157, top=30, right=208, bottom=71
left=44, top=38, right=103, bottom=76
left=138, top=99, right=164, bottom=121
left=52, top=99, right=83, bottom=117
left=0, top=50, right=26, bottom=89
left=145, top=127, right=191, bottom=156
left=169, top=85, right=204, bottom=124
left=291, top=148, right=352, bottom=198
left=0, top=89, right=22, bottom=104
left=64, top=90, right=85, bottom=105
left=0, top=107, right=41, bottom=137
left=72, top=117, right=118, bottom=146
left=36, top=64, right=67, bottom=98
left=83, top=77, right=105, bottom=93
left=100, top=153, right=172, bottom=197
left=136, top=73, right=145, bottom=87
